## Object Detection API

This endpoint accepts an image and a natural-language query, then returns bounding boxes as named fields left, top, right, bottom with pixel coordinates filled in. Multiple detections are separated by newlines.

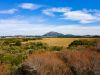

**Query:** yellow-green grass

left=23, top=38, right=99, bottom=48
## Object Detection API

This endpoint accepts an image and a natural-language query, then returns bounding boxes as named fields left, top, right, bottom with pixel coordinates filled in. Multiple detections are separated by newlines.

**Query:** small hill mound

left=43, top=31, right=64, bottom=37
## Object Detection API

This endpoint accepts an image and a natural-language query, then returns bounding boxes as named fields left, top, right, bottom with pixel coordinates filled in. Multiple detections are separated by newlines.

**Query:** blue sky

left=0, top=0, right=100, bottom=35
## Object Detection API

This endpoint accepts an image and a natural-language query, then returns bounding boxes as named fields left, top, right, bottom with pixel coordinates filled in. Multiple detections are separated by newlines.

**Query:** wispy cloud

left=19, top=3, right=41, bottom=10
left=42, top=7, right=71, bottom=16
left=0, top=8, right=18, bottom=14
left=43, top=7, right=100, bottom=23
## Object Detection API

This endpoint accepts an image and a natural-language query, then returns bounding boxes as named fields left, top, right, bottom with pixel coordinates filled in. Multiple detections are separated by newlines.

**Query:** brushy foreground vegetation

left=0, top=38, right=100, bottom=75
left=0, top=38, right=64, bottom=66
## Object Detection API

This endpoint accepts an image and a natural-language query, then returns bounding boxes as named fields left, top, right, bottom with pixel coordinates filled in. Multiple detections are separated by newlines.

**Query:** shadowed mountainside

left=43, top=31, right=64, bottom=37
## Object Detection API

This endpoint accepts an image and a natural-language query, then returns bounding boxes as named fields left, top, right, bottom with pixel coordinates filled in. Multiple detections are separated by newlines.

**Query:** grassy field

left=0, top=37, right=100, bottom=75
left=24, top=38, right=99, bottom=47
left=17, top=38, right=100, bottom=75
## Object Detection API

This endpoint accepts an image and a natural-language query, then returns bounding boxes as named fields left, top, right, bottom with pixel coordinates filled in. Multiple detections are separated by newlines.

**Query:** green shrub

left=50, top=46, right=63, bottom=51
left=34, top=42, right=48, bottom=49
left=26, top=42, right=48, bottom=50
left=14, top=40, right=21, bottom=46
left=1, top=54, right=14, bottom=64
left=68, top=39, right=96, bottom=49
left=0, top=54, right=4, bottom=63
left=2, top=41, right=11, bottom=45
left=0, top=54, right=25, bottom=66
left=11, top=54, right=24, bottom=66
left=22, top=38, right=29, bottom=41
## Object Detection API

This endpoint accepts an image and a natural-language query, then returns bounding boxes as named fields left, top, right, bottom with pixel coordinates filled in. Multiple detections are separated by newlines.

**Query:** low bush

left=50, top=46, right=63, bottom=51
left=25, top=42, right=48, bottom=50
left=14, top=41, right=21, bottom=46
left=68, top=39, right=96, bottom=49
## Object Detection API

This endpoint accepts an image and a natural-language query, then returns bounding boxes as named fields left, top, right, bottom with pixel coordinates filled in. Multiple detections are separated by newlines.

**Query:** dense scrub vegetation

left=0, top=38, right=99, bottom=75
left=0, top=38, right=41, bottom=65
left=68, top=40, right=96, bottom=47
left=67, top=39, right=99, bottom=51
left=0, top=38, right=63, bottom=66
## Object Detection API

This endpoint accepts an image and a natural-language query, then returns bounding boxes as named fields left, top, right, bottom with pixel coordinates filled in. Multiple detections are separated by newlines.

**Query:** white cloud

left=63, top=11, right=97, bottom=23
left=19, top=3, right=41, bottom=10
left=0, top=8, right=18, bottom=14
left=43, top=7, right=100, bottom=23
left=42, top=7, right=71, bottom=16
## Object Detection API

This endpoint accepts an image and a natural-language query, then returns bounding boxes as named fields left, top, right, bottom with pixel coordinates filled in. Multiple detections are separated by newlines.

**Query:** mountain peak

left=43, top=31, right=64, bottom=37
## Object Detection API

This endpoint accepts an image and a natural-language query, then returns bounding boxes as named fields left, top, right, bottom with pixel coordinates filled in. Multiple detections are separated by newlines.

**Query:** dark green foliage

left=3, top=41, right=10, bottom=45
left=0, top=38, right=42, bottom=46
left=0, top=54, right=4, bottom=63
left=11, top=54, right=24, bottom=66
left=0, top=54, right=24, bottom=66
left=33, top=42, right=48, bottom=49
left=22, top=38, right=42, bottom=42
left=50, top=46, right=63, bottom=51
left=14, top=41, right=21, bottom=46
left=0, top=38, right=48, bottom=66
left=0, top=38, right=43, bottom=66
left=25, top=42, right=48, bottom=50
left=22, top=38, right=29, bottom=41
left=68, top=39, right=96, bottom=50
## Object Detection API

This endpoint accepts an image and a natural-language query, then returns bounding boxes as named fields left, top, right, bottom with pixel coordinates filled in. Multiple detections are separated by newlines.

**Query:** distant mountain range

left=43, top=31, right=100, bottom=38
left=43, top=31, right=78, bottom=37
left=0, top=31, right=100, bottom=38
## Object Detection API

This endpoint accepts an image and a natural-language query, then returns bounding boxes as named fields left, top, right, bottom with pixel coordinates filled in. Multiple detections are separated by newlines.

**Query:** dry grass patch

left=18, top=52, right=72, bottom=75
left=0, top=64, right=11, bottom=75
left=23, top=38, right=98, bottom=48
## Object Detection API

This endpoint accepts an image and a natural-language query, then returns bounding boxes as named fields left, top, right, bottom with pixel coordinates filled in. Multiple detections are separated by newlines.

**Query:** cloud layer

left=0, top=18, right=100, bottom=36
left=43, top=7, right=100, bottom=23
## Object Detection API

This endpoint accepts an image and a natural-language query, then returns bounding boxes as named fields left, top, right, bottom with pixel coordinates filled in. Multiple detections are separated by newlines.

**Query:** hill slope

left=43, top=31, right=64, bottom=37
